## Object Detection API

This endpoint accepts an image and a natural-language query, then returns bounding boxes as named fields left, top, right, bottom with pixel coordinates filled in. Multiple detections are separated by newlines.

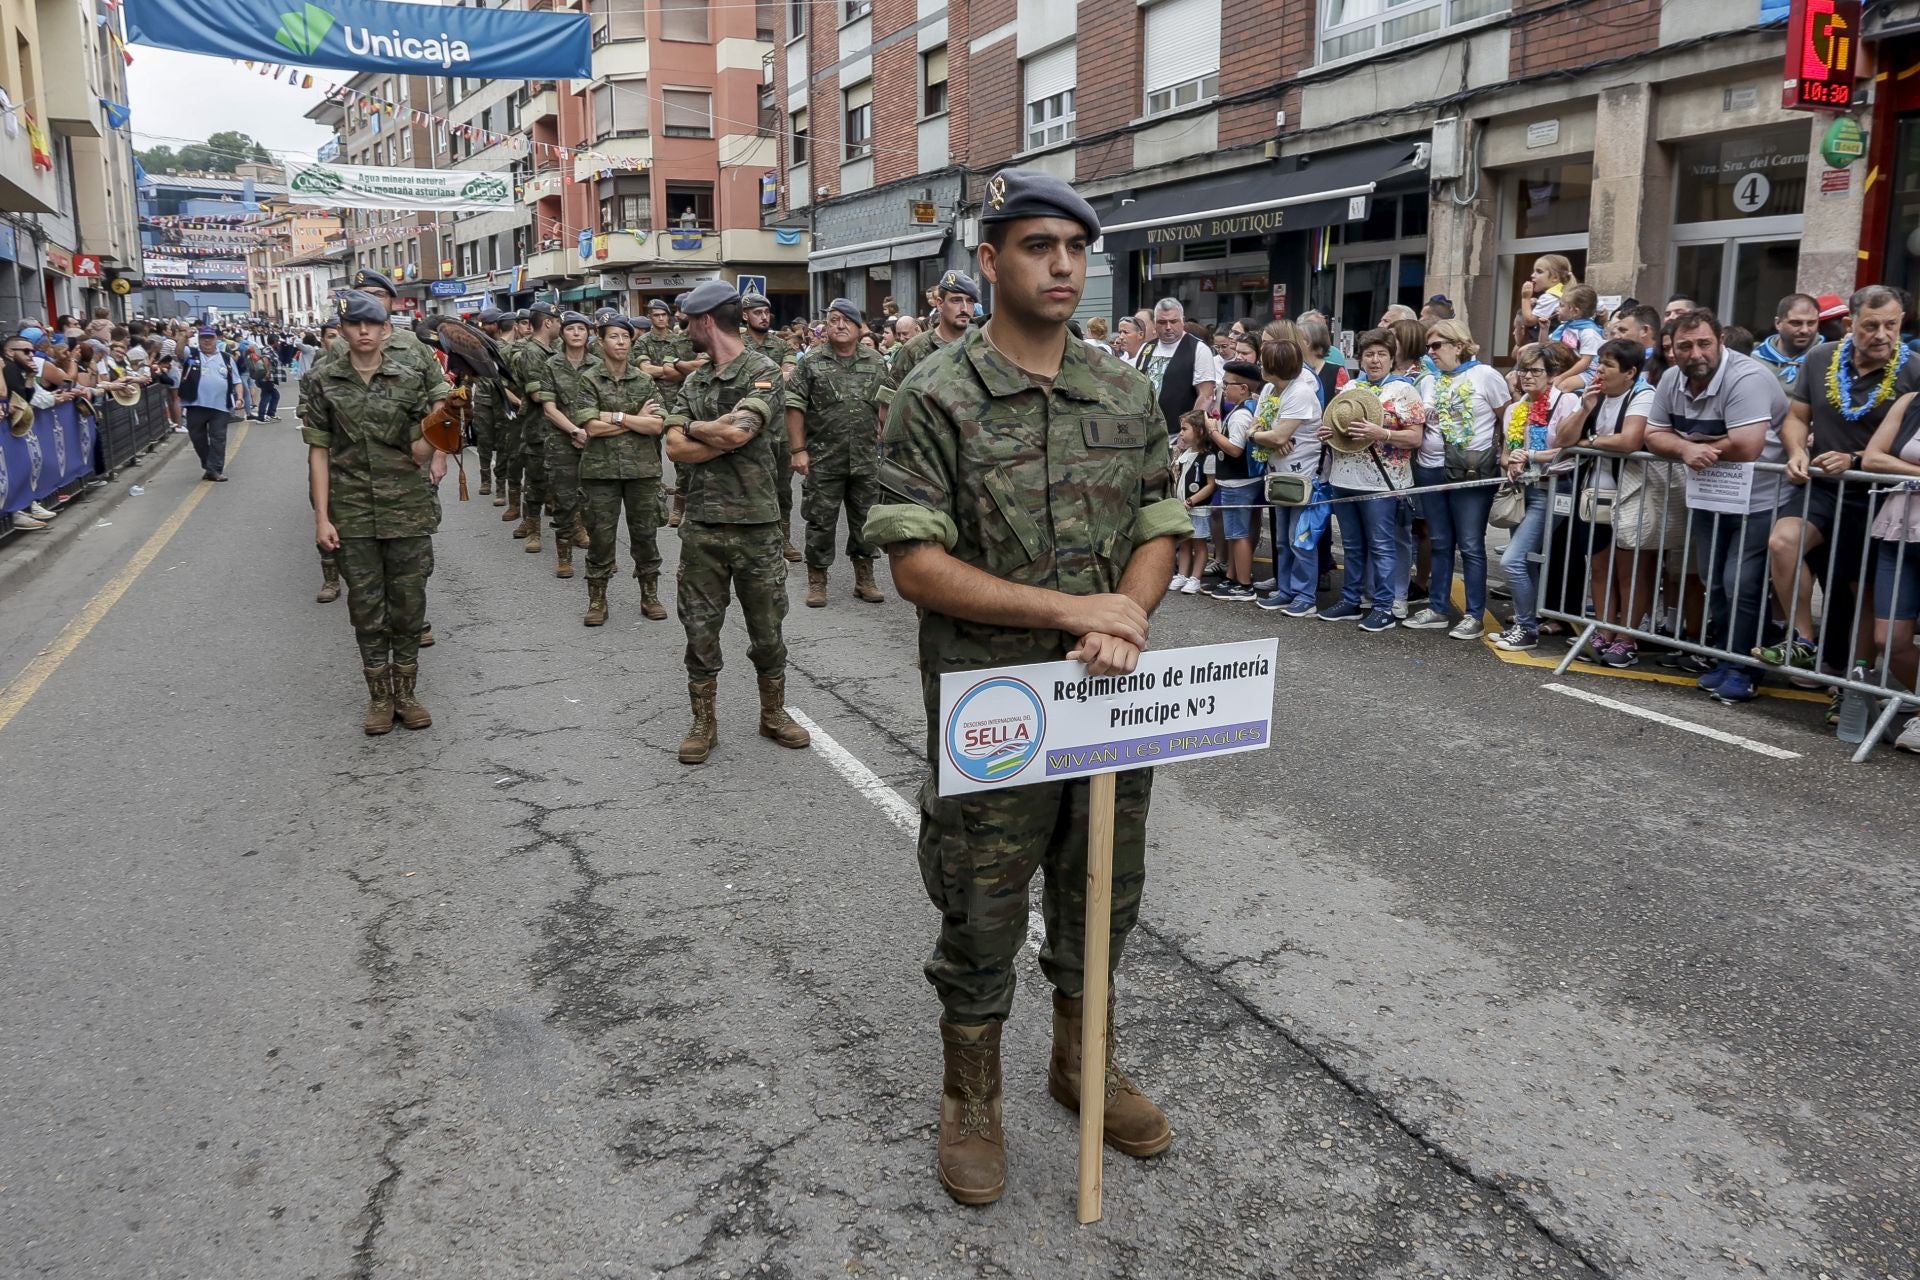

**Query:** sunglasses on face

left=1427, top=341, right=1451, bottom=351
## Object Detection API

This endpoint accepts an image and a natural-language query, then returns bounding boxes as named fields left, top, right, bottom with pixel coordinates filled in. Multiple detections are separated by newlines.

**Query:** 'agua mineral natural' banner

left=123, top=0, right=592, bottom=81
left=282, top=159, right=515, bottom=214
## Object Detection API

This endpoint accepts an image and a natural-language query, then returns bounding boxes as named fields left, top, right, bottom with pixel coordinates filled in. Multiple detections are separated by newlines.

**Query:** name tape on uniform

left=936, top=639, right=1278, bottom=797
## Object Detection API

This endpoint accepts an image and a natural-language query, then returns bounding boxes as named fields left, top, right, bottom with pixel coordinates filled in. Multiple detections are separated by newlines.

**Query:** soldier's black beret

left=936, top=270, right=980, bottom=301
left=527, top=301, right=559, bottom=321
left=827, top=297, right=862, bottom=325
left=646, top=298, right=672, bottom=313
left=740, top=290, right=771, bottom=309
left=593, top=306, right=619, bottom=322
left=337, top=289, right=389, bottom=325
left=681, top=279, right=740, bottom=317
left=515, top=308, right=532, bottom=322
left=351, top=268, right=398, bottom=297
left=478, top=308, right=504, bottom=325
left=560, top=310, right=591, bottom=328
left=599, top=314, right=636, bottom=336
left=980, top=168, right=1101, bottom=240
left=633, top=314, right=654, bottom=331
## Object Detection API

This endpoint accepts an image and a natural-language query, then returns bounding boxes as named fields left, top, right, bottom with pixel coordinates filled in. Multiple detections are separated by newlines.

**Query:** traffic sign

left=736, top=274, right=767, bottom=298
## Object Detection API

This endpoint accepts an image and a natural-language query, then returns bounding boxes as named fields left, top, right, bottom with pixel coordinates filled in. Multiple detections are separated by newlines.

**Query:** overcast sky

left=126, top=50, right=337, bottom=164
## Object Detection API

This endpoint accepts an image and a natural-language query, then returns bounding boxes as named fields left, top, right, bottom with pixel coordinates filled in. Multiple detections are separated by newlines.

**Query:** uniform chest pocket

left=981, top=466, right=1049, bottom=567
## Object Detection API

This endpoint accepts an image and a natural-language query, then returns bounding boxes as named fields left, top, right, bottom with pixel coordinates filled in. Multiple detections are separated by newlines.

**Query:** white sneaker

left=1169, top=575, right=1190, bottom=592
left=1253, top=577, right=1277, bottom=593
left=11, top=514, right=47, bottom=530
left=1180, top=577, right=1202, bottom=594
left=27, top=501, right=56, bottom=520
left=1897, top=717, right=1920, bottom=754
left=1391, top=598, right=1408, bottom=619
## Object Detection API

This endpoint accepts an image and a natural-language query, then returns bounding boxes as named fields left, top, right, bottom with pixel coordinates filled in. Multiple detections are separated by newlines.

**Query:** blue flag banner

left=122, top=0, right=592, bottom=81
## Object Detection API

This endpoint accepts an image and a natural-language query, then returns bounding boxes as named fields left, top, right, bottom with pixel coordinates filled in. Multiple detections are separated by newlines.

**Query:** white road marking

left=789, top=707, right=1047, bottom=952
left=1541, top=683, right=1803, bottom=760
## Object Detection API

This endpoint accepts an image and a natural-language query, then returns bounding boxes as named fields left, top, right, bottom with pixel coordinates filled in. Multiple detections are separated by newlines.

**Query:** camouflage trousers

left=582, top=476, right=661, bottom=581
left=470, top=405, right=498, bottom=480
left=494, top=412, right=523, bottom=493
left=916, top=768, right=1153, bottom=1024
left=338, top=535, right=433, bottom=668
left=678, top=520, right=787, bottom=681
left=543, top=429, right=584, bottom=534
left=773, top=436, right=794, bottom=529
left=519, top=411, right=548, bottom=506
left=803, top=464, right=879, bottom=570
left=318, top=544, right=336, bottom=573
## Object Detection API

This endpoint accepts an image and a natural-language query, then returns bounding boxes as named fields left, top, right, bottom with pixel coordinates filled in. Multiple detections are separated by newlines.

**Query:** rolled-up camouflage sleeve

left=299, top=375, right=334, bottom=449
left=863, top=382, right=958, bottom=550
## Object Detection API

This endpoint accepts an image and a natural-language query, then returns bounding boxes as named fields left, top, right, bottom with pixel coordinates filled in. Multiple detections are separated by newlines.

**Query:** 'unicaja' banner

left=282, top=159, right=515, bottom=214
left=123, top=0, right=591, bottom=80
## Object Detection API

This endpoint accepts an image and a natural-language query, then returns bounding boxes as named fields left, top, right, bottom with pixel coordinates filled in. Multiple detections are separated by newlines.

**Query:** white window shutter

left=1143, top=0, right=1221, bottom=93
left=1024, top=43, right=1076, bottom=107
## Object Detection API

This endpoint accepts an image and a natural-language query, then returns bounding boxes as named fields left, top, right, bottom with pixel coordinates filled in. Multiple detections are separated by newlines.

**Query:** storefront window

left=1510, top=163, right=1592, bottom=240
left=1673, top=126, right=1807, bottom=222
left=1668, top=123, right=1807, bottom=334
left=1883, top=117, right=1920, bottom=298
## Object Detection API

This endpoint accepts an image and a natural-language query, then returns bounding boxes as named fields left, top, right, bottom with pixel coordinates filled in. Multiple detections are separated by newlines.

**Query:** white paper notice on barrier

left=1684, top=459, right=1756, bottom=515
left=935, top=639, right=1278, bottom=797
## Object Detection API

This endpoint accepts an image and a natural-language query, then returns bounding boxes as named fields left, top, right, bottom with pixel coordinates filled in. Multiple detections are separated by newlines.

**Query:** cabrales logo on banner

left=123, top=0, right=592, bottom=81
left=282, top=159, right=514, bottom=214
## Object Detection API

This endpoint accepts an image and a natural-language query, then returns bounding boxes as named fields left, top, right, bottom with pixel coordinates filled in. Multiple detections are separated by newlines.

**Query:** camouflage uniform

left=468, top=358, right=501, bottom=490
left=301, top=346, right=453, bottom=670
left=862, top=328, right=1190, bottom=1023
left=785, top=343, right=889, bottom=570
left=528, top=348, right=595, bottom=543
left=292, top=354, right=340, bottom=588
left=493, top=333, right=526, bottom=499
left=512, top=334, right=557, bottom=510
left=639, top=328, right=695, bottom=523
left=577, top=358, right=666, bottom=582
left=745, top=330, right=798, bottom=533
left=671, top=348, right=787, bottom=680
left=887, top=325, right=960, bottom=388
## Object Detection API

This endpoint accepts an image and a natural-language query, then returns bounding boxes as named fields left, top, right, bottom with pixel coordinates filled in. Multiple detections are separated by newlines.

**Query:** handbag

left=1578, top=487, right=1615, bottom=525
left=1265, top=470, right=1310, bottom=506
left=1489, top=483, right=1527, bottom=530
left=1443, top=440, right=1498, bottom=481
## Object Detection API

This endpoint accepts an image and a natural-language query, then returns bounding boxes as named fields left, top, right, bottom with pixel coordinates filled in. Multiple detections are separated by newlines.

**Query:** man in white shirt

left=180, top=326, right=239, bottom=482
left=1135, top=297, right=1214, bottom=442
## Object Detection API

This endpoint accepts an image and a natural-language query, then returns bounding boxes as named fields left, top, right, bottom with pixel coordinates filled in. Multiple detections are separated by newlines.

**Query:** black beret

left=936, top=270, right=980, bottom=301
left=646, top=298, right=672, bottom=313
left=980, top=168, right=1100, bottom=240
left=740, top=291, right=771, bottom=309
left=560, top=310, right=591, bottom=328
left=527, top=301, right=558, bottom=321
left=337, top=289, right=389, bottom=325
left=351, top=268, right=398, bottom=297
left=478, top=308, right=504, bottom=325
left=598, top=314, right=636, bottom=336
left=515, top=308, right=532, bottom=322
left=681, top=279, right=740, bottom=317
left=592, top=306, right=619, bottom=322
left=827, top=298, right=862, bottom=325
left=1222, top=360, right=1263, bottom=382
left=633, top=315, right=654, bottom=331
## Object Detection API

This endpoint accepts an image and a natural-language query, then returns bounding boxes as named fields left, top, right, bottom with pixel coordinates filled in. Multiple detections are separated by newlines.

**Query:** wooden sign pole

left=1077, top=770, right=1117, bottom=1225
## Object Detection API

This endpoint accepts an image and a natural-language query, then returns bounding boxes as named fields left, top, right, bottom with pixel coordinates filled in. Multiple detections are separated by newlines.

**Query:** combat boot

left=678, top=679, right=718, bottom=765
left=572, top=516, right=590, bottom=548
left=523, top=503, right=544, bottom=553
left=477, top=464, right=492, bottom=497
left=639, top=573, right=667, bottom=621
left=668, top=490, right=685, bottom=528
left=852, top=556, right=884, bottom=604
left=493, top=474, right=509, bottom=507
left=937, top=1019, right=1005, bottom=1206
left=756, top=673, right=810, bottom=749
left=584, top=578, right=609, bottom=626
left=418, top=623, right=435, bottom=648
left=806, top=568, right=828, bottom=608
left=316, top=562, right=341, bottom=604
left=1046, top=992, right=1173, bottom=1158
left=390, top=663, right=432, bottom=730
left=502, top=481, right=520, bottom=521
left=782, top=518, right=803, bottom=563
left=555, top=538, right=574, bottom=579
left=361, top=665, right=396, bottom=736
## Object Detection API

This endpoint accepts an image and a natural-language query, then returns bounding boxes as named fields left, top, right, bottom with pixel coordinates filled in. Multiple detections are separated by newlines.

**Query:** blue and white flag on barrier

left=123, top=0, right=592, bottom=81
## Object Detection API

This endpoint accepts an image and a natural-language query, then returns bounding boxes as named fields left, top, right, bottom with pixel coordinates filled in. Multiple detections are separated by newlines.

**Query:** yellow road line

left=0, top=423, right=250, bottom=734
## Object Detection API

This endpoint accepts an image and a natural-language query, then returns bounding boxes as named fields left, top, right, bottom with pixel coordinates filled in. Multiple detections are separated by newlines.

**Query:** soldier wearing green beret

left=574, top=315, right=669, bottom=625
left=786, top=297, right=891, bottom=607
left=862, top=168, right=1193, bottom=1206
left=664, top=279, right=811, bottom=765
left=304, top=291, right=454, bottom=735
left=528, top=311, right=596, bottom=577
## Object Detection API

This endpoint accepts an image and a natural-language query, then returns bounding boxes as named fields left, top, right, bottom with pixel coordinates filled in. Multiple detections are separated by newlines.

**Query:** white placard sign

left=936, top=640, right=1277, bottom=797
left=283, top=159, right=515, bottom=213
left=1685, top=459, right=1757, bottom=515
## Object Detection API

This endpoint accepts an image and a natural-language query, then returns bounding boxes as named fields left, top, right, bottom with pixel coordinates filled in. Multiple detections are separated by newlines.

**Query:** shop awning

left=1094, top=141, right=1426, bottom=254
left=809, top=228, right=949, bottom=274
left=559, top=284, right=616, bottom=302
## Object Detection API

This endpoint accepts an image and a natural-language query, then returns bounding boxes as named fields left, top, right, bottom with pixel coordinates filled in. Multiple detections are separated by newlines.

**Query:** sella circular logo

left=945, top=677, right=1045, bottom=785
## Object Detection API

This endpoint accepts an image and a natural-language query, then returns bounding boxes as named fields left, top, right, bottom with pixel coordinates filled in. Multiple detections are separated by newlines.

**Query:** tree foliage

left=136, top=131, right=272, bottom=175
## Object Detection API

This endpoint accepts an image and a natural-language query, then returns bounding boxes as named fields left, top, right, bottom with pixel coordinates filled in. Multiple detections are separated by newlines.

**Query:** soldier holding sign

left=863, top=168, right=1192, bottom=1206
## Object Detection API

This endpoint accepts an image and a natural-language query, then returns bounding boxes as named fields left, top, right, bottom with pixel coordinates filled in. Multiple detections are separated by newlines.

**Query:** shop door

left=1337, top=259, right=1390, bottom=335
left=1672, top=236, right=1800, bottom=335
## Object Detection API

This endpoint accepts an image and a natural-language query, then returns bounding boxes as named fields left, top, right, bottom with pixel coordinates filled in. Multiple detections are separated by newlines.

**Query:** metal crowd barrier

left=1531, top=446, right=1920, bottom=762
left=93, top=383, right=176, bottom=476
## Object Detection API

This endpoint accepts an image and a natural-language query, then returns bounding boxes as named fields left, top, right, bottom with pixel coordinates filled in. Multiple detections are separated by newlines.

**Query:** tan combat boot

left=418, top=623, right=435, bottom=648
left=805, top=568, right=828, bottom=608
left=584, top=578, right=609, bottom=626
left=391, top=663, right=432, bottom=730
left=938, top=1019, right=1005, bottom=1206
left=756, top=673, right=810, bottom=749
left=1046, top=991, right=1173, bottom=1158
left=678, top=679, right=718, bottom=764
left=361, top=665, right=396, bottom=736
left=852, top=556, right=884, bottom=604
left=522, top=503, right=544, bottom=553
left=639, top=573, right=667, bottom=621
left=782, top=517, right=803, bottom=563
left=555, top=538, right=574, bottom=578
left=668, top=489, right=685, bottom=528
left=489, top=471, right=505, bottom=504
left=573, top=516, right=590, bottom=548
left=502, top=480, right=520, bottom=520
left=477, top=464, right=492, bottom=497
left=316, top=562, right=341, bottom=604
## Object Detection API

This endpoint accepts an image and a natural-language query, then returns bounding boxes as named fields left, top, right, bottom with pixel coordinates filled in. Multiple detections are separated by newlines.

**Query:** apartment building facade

left=780, top=0, right=1871, bottom=356
left=0, top=0, right=141, bottom=321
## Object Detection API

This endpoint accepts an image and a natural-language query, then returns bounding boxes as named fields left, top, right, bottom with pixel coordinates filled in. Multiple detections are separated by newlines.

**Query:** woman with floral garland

left=1406, top=319, right=1511, bottom=639
left=1492, top=342, right=1584, bottom=652
left=1316, top=328, right=1425, bottom=631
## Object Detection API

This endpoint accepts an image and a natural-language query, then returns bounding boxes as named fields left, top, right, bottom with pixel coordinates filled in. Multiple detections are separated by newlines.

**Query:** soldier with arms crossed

left=574, top=314, right=669, bottom=625
left=786, top=296, right=892, bottom=607
left=863, top=169, right=1192, bottom=1206
left=304, top=291, right=453, bottom=734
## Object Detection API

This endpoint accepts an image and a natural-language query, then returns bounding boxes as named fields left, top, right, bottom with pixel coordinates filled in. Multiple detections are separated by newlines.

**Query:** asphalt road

left=1, top=416, right=1914, bottom=1280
